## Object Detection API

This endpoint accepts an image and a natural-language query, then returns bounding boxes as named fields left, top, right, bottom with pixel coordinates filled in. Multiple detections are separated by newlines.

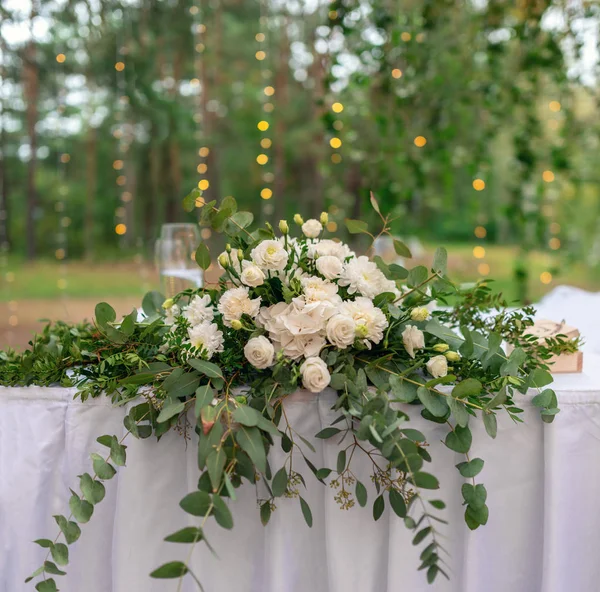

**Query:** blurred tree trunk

left=273, top=16, right=289, bottom=222
left=0, top=124, right=8, bottom=249
left=22, top=35, right=39, bottom=260
left=84, top=126, right=97, bottom=259
left=167, top=36, right=183, bottom=221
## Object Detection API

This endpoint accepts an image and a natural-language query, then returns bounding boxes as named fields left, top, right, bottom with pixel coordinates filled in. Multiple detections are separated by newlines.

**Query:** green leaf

left=69, top=491, right=93, bottom=523
left=483, top=412, right=497, bottom=439
left=50, top=543, right=69, bottom=566
left=91, top=453, right=116, bottom=480
left=456, top=458, right=485, bottom=478
left=432, top=247, right=447, bottom=275
left=448, top=397, right=469, bottom=427
left=417, top=386, right=449, bottom=417
left=272, top=467, right=288, bottom=497
left=236, top=426, right=266, bottom=473
left=530, top=368, right=553, bottom=388
left=465, top=503, right=489, bottom=528
left=389, top=375, right=418, bottom=403
left=195, top=385, right=215, bottom=417
left=429, top=499, right=446, bottom=510
left=232, top=404, right=262, bottom=427
left=336, top=450, right=346, bottom=474
left=260, top=501, right=271, bottom=526
left=393, top=239, right=412, bottom=258
left=34, top=539, right=53, bottom=548
left=212, top=494, right=234, bottom=529
left=96, top=435, right=115, bottom=448
left=400, top=428, right=427, bottom=442
left=388, top=489, right=407, bottom=518
left=110, top=440, right=126, bottom=467
left=119, top=308, right=137, bottom=337
left=373, top=494, right=385, bottom=521
left=427, top=565, right=439, bottom=584
left=150, top=562, right=189, bottom=579
left=142, top=291, right=165, bottom=317
left=407, top=265, right=428, bottom=288
left=164, top=372, right=201, bottom=399
left=80, top=473, right=106, bottom=505
left=179, top=490, right=212, bottom=517
left=227, top=211, right=254, bottom=231
left=43, top=561, right=66, bottom=576
left=452, top=378, right=482, bottom=398
left=207, top=447, right=226, bottom=492
left=195, top=243, right=211, bottom=270
left=188, top=358, right=223, bottom=379
left=25, top=566, right=44, bottom=583
left=299, top=496, right=313, bottom=527
left=413, top=526, right=431, bottom=545
left=461, top=483, right=487, bottom=510
left=355, top=481, right=368, bottom=507
left=345, top=219, right=369, bottom=234
left=164, top=527, right=204, bottom=543
left=53, top=515, right=81, bottom=545
left=315, top=427, right=341, bottom=439
left=532, top=389, right=554, bottom=408
left=157, top=401, right=186, bottom=423
left=35, top=580, right=58, bottom=592
left=412, top=472, right=440, bottom=489
left=485, top=387, right=508, bottom=410
left=95, top=302, right=116, bottom=326
left=369, top=191, right=381, bottom=214
left=444, top=425, right=472, bottom=454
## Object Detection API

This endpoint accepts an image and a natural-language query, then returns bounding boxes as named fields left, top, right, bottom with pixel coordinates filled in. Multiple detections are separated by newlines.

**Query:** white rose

left=251, top=240, right=289, bottom=271
left=300, top=356, right=331, bottom=393
left=402, top=325, right=425, bottom=359
left=410, top=307, right=430, bottom=322
left=301, top=276, right=340, bottom=304
left=307, top=239, right=354, bottom=261
left=326, top=315, right=356, bottom=349
left=244, top=336, right=275, bottom=369
left=164, top=304, right=181, bottom=326
left=240, top=261, right=265, bottom=287
left=315, top=255, right=343, bottom=280
left=301, top=219, right=323, bottom=238
left=426, top=355, right=448, bottom=379
left=217, top=287, right=261, bottom=327
left=338, top=256, right=392, bottom=299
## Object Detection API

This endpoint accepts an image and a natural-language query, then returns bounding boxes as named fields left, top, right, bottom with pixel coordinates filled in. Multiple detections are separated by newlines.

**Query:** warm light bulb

left=414, top=136, right=427, bottom=147
left=549, top=101, right=561, bottom=112
left=542, top=170, right=555, bottom=183
left=540, top=271, right=553, bottom=284
left=56, top=53, right=66, bottom=63
left=257, top=120, right=269, bottom=131
left=264, top=86, right=275, bottom=96
left=472, top=179, right=485, bottom=191
left=260, top=188, right=273, bottom=199
left=474, top=226, right=487, bottom=239
left=255, top=51, right=266, bottom=61
left=473, top=246, right=485, bottom=259
left=332, top=102, right=344, bottom=113
left=115, top=223, right=127, bottom=235
left=391, top=69, right=403, bottom=79
left=330, top=137, right=342, bottom=149
left=260, top=138, right=272, bottom=149
left=256, top=154, right=269, bottom=165
left=198, top=179, right=210, bottom=190
left=115, top=62, right=125, bottom=71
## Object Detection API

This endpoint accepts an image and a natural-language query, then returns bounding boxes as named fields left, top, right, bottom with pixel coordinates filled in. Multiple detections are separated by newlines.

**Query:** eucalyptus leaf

left=150, top=562, right=189, bottom=579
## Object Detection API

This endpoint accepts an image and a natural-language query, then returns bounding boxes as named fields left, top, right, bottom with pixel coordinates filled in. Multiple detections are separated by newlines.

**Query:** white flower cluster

left=163, top=217, right=449, bottom=391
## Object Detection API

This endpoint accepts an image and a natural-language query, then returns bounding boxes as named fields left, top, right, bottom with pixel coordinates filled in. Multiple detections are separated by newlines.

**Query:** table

left=2, top=355, right=600, bottom=592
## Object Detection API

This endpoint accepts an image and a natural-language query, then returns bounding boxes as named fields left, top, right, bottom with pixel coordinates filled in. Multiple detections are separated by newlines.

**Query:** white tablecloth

left=3, top=356, right=600, bottom=592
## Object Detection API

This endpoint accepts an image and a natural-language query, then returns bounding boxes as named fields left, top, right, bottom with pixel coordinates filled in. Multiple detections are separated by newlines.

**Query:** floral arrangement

left=2, top=193, right=561, bottom=592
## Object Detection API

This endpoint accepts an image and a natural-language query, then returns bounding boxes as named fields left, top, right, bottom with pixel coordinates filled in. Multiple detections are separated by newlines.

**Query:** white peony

left=217, top=287, right=261, bottom=327
left=164, top=304, right=181, bottom=326
left=426, top=355, right=448, bottom=379
left=281, top=299, right=334, bottom=336
left=315, top=255, right=343, bottom=280
left=251, top=240, right=289, bottom=271
left=187, top=322, right=224, bottom=360
left=217, top=249, right=243, bottom=273
left=338, top=256, right=393, bottom=299
left=307, top=239, right=355, bottom=261
left=240, top=261, right=265, bottom=288
left=402, top=325, right=425, bottom=359
left=326, top=315, right=356, bottom=349
left=339, top=297, right=388, bottom=346
left=244, top=336, right=275, bottom=369
left=301, top=276, right=340, bottom=305
left=300, top=356, right=331, bottom=393
left=302, top=219, right=323, bottom=238
left=183, top=294, right=214, bottom=326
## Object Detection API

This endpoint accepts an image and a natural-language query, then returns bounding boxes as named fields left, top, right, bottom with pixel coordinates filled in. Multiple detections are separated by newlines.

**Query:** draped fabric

left=2, top=355, right=600, bottom=592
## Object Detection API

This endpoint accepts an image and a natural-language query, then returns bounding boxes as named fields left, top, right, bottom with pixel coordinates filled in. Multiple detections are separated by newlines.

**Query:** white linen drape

left=2, top=355, right=600, bottom=592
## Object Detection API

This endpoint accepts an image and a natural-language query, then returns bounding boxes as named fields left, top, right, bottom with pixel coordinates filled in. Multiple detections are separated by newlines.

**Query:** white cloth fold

left=2, top=355, right=600, bottom=592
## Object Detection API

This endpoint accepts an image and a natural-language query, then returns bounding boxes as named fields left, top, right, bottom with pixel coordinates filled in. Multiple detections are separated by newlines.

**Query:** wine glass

left=155, top=224, right=203, bottom=298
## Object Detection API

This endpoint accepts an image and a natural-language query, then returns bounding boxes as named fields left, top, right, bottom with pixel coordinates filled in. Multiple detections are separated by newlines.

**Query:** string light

left=477, top=263, right=490, bottom=276
left=332, top=102, right=344, bottom=113
left=256, top=154, right=269, bottom=165
left=56, top=53, right=66, bottom=63
left=115, top=61, right=125, bottom=71
left=260, top=138, right=272, bottom=149
left=550, top=222, right=561, bottom=234
left=255, top=50, right=266, bottom=61
left=391, top=68, right=403, bottom=79
left=198, top=179, right=210, bottom=190
left=329, top=137, right=342, bottom=149
left=473, top=246, right=486, bottom=259
left=549, top=101, right=561, bottom=112
left=260, top=188, right=273, bottom=200
left=474, top=226, right=487, bottom=239
left=542, top=170, right=555, bottom=183
left=549, top=237, right=561, bottom=250
left=472, top=179, right=485, bottom=191
left=401, top=32, right=412, bottom=42
left=115, top=223, right=127, bottom=235
left=540, top=271, right=553, bottom=284
left=414, top=136, right=427, bottom=147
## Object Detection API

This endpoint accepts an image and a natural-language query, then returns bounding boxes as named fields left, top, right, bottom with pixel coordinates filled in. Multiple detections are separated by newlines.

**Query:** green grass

left=2, top=245, right=599, bottom=302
